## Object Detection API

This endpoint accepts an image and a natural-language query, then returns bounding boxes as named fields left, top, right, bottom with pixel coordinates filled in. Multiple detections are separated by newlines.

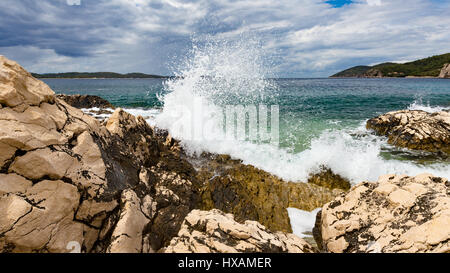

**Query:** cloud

left=367, top=0, right=382, bottom=6
left=0, top=0, right=449, bottom=77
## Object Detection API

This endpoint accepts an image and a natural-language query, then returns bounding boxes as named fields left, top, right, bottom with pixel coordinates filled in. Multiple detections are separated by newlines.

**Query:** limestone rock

left=439, top=63, right=450, bottom=78
left=367, top=110, right=450, bottom=154
left=0, top=174, right=33, bottom=195
left=107, top=190, right=149, bottom=253
left=315, top=174, right=450, bottom=253
left=9, top=148, right=74, bottom=180
left=142, top=167, right=201, bottom=252
left=0, top=55, right=362, bottom=253
left=164, top=209, right=316, bottom=253
left=0, top=55, right=54, bottom=108
left=0, top=180, right=86, bottom=253
left=0, top=56, right=201, bottom=253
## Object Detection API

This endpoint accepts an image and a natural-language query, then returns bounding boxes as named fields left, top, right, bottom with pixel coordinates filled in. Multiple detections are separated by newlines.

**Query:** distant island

left=331, top=53, right=450, bottom=78
left=31, top=72, right=168, bottom=79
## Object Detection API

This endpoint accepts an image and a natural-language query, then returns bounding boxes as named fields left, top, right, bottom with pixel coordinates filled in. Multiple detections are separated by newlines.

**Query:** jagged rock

left=107, top=190, right=149, bottom=253
left=0, top=56, right=200, bottom=253
left=308, top=167, right=351, bottom=191
left=439, top=63, right=450, bottom=78
left=164, top=209, right=316, bottom=253
left=315, top=173, right=450, bottom=253
left=56, top=94, right=114, bottom=109
left=196, top=154, right=344, bottom=233
left=367, top=110, right=450, bottom=154
left=0, top=56, right=54, bottom=108
left=0, top=179, right=86, bottom=253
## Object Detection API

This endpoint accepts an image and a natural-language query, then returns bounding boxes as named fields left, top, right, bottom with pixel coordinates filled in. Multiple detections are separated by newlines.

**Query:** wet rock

left=367, top=110, right=450, bottom=154
left=164, top=209, right=316, bottom=253
left=308, top=167, right=351, bottom=191
left=56, top=94, right=114, bottom=109
left=195, top=154, right=344, bottom=233
left=315, top=173, right=450, bottom=253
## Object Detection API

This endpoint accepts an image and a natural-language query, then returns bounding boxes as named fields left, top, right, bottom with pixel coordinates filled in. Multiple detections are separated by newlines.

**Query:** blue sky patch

left=325, top=0, right=353, bottom=8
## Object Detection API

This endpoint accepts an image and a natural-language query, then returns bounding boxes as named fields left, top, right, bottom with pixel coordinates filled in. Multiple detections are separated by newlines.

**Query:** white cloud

left=367, top=0, right=382, bottom=6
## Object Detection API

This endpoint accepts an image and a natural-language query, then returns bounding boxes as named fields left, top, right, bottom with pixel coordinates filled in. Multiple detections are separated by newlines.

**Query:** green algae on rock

left=308, top=166, right=351, bottom=191
left=194, top=154, right=344, bottom=233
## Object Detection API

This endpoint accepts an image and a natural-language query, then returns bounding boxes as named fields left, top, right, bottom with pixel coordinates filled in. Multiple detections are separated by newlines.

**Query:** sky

left=0, top=0, right=449, bottom=77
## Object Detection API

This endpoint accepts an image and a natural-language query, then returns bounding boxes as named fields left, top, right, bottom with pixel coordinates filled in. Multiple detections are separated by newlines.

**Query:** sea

left=43, top=76, right=450, bottom=183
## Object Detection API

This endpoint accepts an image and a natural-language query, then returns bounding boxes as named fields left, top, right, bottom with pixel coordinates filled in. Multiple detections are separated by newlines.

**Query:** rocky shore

left=314, top=173, right=449, bottom=253
left=1, top=55, right=449, bottom=253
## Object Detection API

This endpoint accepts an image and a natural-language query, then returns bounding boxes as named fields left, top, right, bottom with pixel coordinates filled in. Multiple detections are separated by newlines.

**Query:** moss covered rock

left=308, top=167, right=351, bottom=191
left=194, top=154, right=344, bottom=233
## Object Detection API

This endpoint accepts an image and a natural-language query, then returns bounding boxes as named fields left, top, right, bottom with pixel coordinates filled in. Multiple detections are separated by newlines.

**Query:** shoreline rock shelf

left=56, top=94, right=115, bottom=109
left=367, top=109, right=450, bottom=155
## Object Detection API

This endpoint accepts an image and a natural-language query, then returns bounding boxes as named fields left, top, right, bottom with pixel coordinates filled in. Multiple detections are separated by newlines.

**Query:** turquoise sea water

left=44, top=77, right=449, bottom=150
left=43, top=77, right=450, bottom=183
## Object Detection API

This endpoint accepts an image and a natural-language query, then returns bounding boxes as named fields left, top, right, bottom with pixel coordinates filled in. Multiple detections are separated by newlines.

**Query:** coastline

left=1, top=56, right=449, bottom=253
left=35, top=77, right=171, bottom=79
left=329, top=76, right=448, bottom=79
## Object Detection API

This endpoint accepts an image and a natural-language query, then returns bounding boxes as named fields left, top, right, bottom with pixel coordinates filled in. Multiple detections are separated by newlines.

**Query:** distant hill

left=31, top=72, right=168, bottom=79
left=331, top=53, right=450, bottom=78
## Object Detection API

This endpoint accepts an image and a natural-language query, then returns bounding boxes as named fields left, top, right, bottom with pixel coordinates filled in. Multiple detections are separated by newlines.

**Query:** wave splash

left=152, top=36, right=449, bottom=183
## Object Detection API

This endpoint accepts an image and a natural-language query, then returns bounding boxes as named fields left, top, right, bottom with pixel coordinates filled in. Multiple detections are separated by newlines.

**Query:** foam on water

left=124, top=108, right=161, bottom=126
left=408, top=98, right=449, bottom=113
left=287, top=208, right=321, bottom=238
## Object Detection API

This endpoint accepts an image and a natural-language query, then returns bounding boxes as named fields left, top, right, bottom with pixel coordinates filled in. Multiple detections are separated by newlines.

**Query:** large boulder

left=439, top=63, right=450, bottom=78
left=367, top=110, right=450, bottom=154
left=314, top=173, right=450, bottom=253
left=164, top=209, right=316, bottom=253
left=0, top=56, right=54, bottom=108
